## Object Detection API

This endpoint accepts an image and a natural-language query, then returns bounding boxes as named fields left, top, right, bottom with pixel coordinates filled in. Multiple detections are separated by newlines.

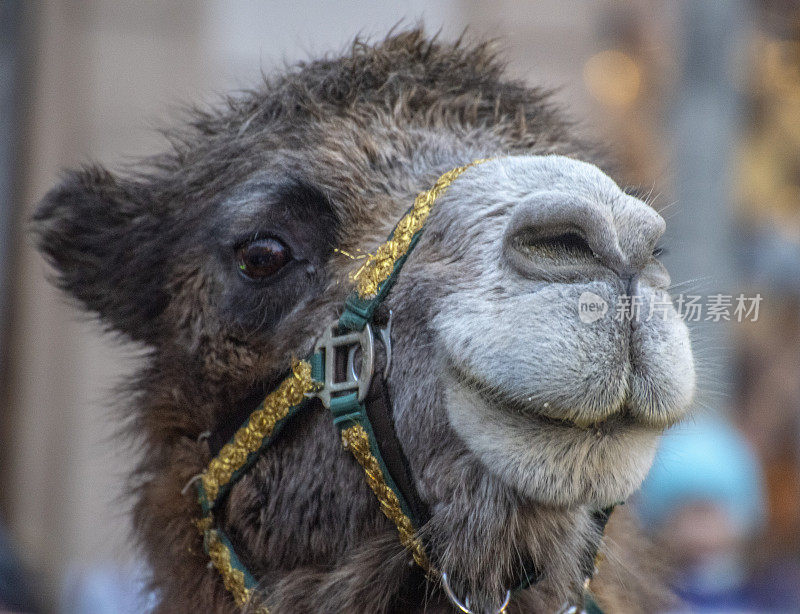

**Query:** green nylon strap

left=328, top=391, right=363, bottom=426
left=328, top=392, right=421, bottom=526
left=584, top=592, right=604, bottom=614
left=199, top=396, right=311, bottom=515
left=310, top=351, right=325, bottom=383
left=327, top=209, right=431, bottom=528
left=338, top=217, right=426, bottom=332
left=204, top=528, right=260, bottom=591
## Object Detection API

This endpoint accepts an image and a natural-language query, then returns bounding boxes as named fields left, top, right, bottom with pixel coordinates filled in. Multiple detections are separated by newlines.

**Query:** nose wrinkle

left=624, top=272, right=639, bottom=297
left=619, top=271, right=642, bottom=331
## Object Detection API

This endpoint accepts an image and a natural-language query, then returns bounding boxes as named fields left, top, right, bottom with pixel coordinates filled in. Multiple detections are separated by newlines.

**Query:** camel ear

left=34, top=165, right=170, bottom=344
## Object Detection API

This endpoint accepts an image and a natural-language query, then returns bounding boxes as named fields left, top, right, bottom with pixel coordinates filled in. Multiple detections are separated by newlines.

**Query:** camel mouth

left=446, top=360, right=651, bottom=433
left=525, top=406, right=638, bottom=431
left=480, top=385, right=644, bottom=433
left=443, top=366, right=662, bottom=507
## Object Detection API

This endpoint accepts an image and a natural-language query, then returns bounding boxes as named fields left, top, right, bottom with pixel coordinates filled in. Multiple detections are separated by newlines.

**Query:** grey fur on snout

left=406, top=155, right=694, bottom=506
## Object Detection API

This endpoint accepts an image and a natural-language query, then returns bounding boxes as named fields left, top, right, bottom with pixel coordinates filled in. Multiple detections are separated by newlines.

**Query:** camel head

left=35, top=31, right=693, bottom=614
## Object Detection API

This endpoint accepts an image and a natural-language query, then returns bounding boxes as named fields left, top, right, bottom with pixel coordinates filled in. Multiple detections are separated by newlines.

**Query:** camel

left=34, top=31, right=694, bottom=613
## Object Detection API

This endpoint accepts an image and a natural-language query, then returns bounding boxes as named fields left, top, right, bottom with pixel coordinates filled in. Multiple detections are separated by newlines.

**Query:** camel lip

left=499, top=397, right=642, bottom=432
left=537, top=408, right=639, bottom=431
left=445, top=359, right=654, bottom=433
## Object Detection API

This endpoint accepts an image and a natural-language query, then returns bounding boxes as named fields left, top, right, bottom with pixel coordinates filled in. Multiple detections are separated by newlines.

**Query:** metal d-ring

left=348, top=311, right=392, bottom=381
left=378, top=309, right=393, bottom=379
left=441, top=572, right=512, bottom=614
left=347, top=344, right=361, bottom=384
left=555, top=603, right=586, bottom=614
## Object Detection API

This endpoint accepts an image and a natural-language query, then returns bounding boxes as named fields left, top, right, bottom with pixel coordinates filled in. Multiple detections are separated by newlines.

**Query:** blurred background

left=1, top=1, right=799, bottom=612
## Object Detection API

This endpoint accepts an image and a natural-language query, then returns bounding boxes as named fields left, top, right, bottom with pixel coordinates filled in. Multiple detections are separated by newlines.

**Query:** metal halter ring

left=441, top=572, right=512, bottom=614
left=311, top=320, right=375, bottom=408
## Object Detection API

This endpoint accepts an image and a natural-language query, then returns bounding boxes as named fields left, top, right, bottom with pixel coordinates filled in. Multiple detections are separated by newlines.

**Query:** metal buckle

left=441, top=572, right=512, bottom=614
left=312, top=321, right=375, bottom=409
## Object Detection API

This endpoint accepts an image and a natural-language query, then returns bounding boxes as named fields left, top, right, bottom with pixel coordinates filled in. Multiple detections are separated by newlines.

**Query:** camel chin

left=445, top=378, right=662, bottom=507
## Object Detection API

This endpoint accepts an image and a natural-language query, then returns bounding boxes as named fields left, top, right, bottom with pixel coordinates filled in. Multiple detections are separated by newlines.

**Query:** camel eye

left=236, top=237, right=290, bottom=280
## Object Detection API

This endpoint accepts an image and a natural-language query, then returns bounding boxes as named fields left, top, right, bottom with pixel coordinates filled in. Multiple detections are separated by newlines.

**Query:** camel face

left=33, top=32, right=691, bottom=613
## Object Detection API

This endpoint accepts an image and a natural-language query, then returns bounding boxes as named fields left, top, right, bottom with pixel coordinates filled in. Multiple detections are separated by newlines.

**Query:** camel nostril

left=513, top=230, right=595, bottom=259
left=503, top=192, right=628, bottom=276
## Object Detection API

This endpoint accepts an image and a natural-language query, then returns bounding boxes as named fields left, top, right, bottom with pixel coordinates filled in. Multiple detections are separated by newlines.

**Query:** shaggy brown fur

left=35, top=31, right=675, bottom=613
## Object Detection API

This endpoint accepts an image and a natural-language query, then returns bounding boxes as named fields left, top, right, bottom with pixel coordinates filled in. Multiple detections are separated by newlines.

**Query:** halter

left=193, top=160, right=611, bottom=614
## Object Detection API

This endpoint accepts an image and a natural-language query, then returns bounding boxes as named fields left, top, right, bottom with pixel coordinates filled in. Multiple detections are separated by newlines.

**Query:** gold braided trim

left=352, top=159, right=489, bottom=298
left=195, top=516, right=213, bottom=533
left=205, top=529, right=252, bottom=607
left=341, top=423, right=432, bottom=572
left=201, top=360, right=318, bottom=503
left=205, top=529, right=269, bottom=614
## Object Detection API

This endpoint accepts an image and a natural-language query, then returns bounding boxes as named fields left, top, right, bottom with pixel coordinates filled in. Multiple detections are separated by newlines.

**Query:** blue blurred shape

left=60, top=564, right=156, bottom=614
left=637, top=413, right=765, bottom=534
